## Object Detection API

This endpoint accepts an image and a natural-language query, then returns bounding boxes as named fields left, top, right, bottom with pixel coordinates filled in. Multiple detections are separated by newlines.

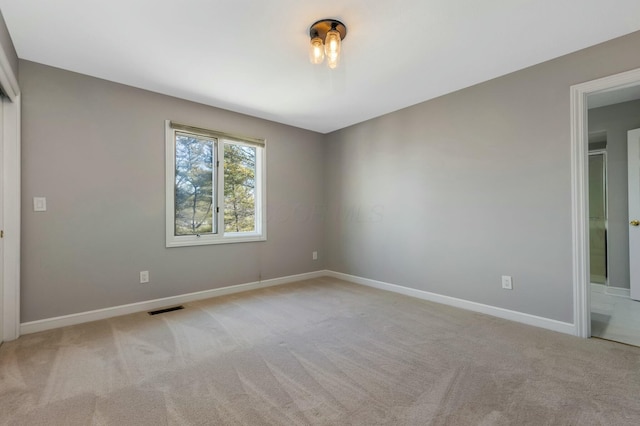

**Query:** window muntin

left=166, top=121, right=265, bottom=247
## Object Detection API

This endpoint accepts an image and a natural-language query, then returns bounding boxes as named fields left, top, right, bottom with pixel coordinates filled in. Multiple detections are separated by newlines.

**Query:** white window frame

left=165, top=120, right=266, bottom=247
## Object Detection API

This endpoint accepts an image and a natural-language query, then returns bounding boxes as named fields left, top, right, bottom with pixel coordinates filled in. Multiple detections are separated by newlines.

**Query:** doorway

left=571, top=69, right=640, bottom=345
left=0, top=91, right=20, bottom=343
left=0, top=51, right=20, bottom=344
left=587, top=124, right=640, bottom=346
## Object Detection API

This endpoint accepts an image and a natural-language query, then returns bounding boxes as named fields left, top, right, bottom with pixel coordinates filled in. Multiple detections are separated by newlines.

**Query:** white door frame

left=0, top=46, right=20, bottom=342
left=571, top=67, right=640, bottom=338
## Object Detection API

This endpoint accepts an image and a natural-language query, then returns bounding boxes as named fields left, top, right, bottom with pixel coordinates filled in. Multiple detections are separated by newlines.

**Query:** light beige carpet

left=1, top=277, right=640, bottom=425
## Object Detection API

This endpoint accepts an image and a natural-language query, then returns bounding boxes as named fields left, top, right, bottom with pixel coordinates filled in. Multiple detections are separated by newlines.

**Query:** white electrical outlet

left=140, top=271, right=150, bottom=284
left=501, top=275, right=513, bottom=290
left=312, top=251, right=318, bottom=261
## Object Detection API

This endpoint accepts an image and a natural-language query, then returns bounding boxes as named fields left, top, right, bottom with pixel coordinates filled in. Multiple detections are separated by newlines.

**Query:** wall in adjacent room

left=588, top=99, right=640, bottom=289
left=324, top=30, right=640, bottom=323
left=20, top=60, right=325, bottom=322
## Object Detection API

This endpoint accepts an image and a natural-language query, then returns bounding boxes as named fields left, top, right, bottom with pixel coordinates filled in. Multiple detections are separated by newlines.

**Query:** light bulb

left=309, top=36, right=325, bottom=64
left=324, top=29, right=341, bottom=68
left=324, top=28, right=341, bottom=69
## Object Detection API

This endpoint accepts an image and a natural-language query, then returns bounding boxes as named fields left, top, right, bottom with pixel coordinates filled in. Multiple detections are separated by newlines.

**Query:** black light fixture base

left=309, top=19, right=347, bottom=41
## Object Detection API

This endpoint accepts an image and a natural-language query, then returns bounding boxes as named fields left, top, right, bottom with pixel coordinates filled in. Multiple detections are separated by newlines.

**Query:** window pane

left=224, top=143, right=256, bottom=233
left=175, top=133, right=215, bottom=235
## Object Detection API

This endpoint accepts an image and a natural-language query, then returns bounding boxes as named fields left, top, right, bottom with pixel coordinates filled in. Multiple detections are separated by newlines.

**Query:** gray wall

left=20, top=60, right=325, bottom=322
left=0, top=9, right=17, bottom=81
left=324, top=30, right=640, bottom=324
left=588, top=100, right=640, bottom=289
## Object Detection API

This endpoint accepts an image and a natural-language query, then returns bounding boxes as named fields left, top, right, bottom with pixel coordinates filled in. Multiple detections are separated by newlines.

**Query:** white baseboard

left=326, top=270, right=577, bottom=336
left=606, top=287, right=631, bottom=298
left=21, top=269, right=578, bottom=337
left=20, top=270, right=326, bottom=335
left=590, top=282, right=631, bottom=298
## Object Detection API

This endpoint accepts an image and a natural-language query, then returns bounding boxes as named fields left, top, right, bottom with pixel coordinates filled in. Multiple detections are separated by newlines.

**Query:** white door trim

left=0, top=45, right=18, bottom=103
left=570, top=67, right=640, bottom=338
left=0, top=43, right=20, bottom=342
left=2, top=94, right=19, bottom=341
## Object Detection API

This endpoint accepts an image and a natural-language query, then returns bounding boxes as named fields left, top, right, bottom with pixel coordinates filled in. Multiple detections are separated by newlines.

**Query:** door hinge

left=1, top=230, right=4, bottom=238
left=216, top=207, right=220, bottom=213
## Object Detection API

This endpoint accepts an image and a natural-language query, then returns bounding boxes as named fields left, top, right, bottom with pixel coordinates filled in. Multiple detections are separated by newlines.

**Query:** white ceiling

left=2, top=0, right=640, bottom=133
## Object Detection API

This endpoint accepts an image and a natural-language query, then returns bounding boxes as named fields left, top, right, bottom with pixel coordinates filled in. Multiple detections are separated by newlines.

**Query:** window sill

left=166, top=233, right=266, bottom=248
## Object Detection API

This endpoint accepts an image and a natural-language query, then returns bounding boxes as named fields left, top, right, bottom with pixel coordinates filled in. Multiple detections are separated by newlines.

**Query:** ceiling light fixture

left=309, top=19, right=347, bottom=69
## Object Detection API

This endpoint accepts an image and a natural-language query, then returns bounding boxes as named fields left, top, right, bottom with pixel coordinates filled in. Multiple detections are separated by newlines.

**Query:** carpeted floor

left=1, top=277, right=640, bottom=425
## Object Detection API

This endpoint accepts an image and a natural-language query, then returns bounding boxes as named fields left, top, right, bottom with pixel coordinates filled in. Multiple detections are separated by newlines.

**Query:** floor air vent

left=148, top=305, right=184, bottom=315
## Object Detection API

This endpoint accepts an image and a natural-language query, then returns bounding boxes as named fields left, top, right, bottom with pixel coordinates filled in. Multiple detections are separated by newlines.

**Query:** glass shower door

left=589, top=152, right=607, bottom=284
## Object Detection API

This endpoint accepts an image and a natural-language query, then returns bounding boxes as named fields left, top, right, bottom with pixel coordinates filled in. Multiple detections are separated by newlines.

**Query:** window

left=166, top=121, right=266, bottom=247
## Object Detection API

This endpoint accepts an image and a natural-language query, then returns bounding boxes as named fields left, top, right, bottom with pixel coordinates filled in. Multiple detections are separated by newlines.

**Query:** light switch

left=33, top=197, right=47, bottom=212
